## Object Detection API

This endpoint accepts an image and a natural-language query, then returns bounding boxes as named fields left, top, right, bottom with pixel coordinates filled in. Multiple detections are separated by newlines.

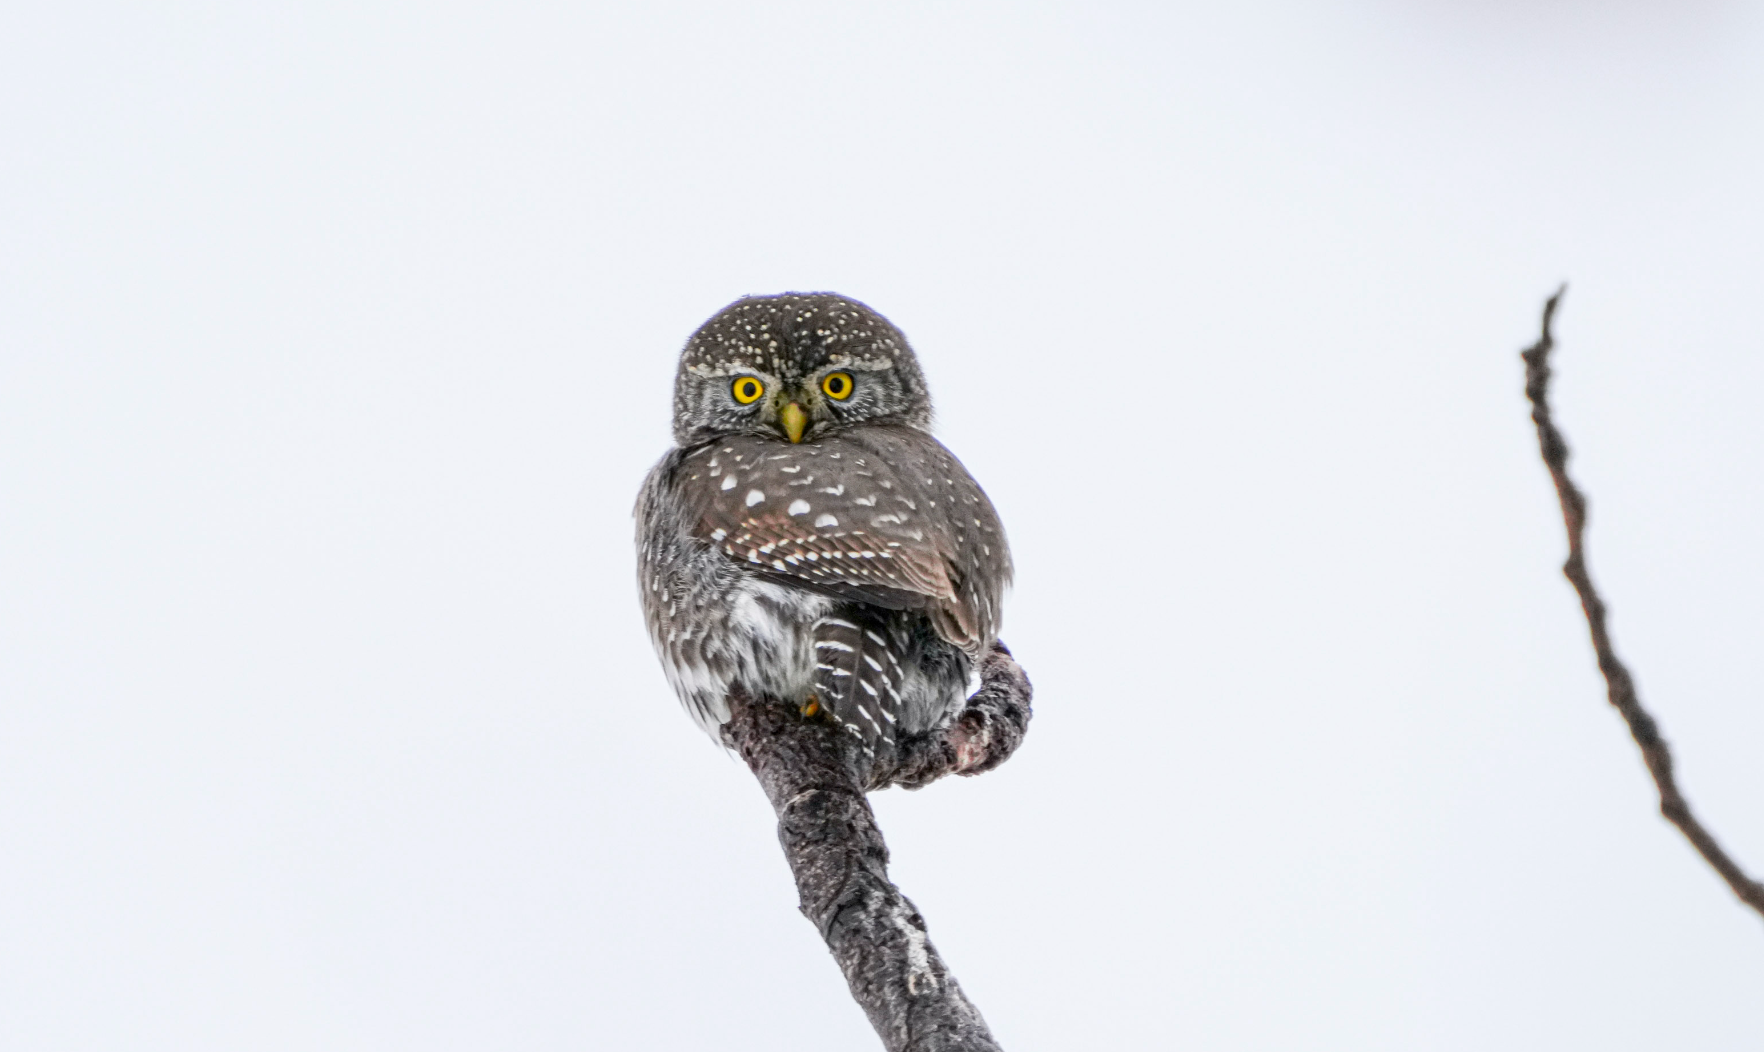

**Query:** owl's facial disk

left=724, top=372, right=838, bottom=444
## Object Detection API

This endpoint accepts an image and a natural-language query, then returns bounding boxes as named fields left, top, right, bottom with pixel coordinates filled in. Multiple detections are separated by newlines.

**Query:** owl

left=635, top=293, right=1011, bottom=758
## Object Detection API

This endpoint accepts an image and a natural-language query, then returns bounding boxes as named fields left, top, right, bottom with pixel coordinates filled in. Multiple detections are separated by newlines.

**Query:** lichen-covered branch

left=721, top=642, right=1032, bottom=1051
left=1521, top=287, right=1764, bottom=921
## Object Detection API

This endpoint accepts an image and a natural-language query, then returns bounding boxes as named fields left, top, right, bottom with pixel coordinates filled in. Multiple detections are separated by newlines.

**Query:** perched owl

left=635, top=294, right=1011, bottom=757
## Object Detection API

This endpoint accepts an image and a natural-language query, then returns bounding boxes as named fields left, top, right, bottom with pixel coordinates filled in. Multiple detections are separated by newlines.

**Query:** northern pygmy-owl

left=635, top=294, right=1011, bottom=757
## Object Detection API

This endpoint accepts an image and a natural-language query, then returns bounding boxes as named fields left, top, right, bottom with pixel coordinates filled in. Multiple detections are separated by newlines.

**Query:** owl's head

left=669, top=293, right=933, bottom=447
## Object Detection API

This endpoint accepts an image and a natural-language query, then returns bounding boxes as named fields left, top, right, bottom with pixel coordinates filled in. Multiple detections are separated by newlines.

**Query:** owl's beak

left=781, top=402, right=808, bottom=444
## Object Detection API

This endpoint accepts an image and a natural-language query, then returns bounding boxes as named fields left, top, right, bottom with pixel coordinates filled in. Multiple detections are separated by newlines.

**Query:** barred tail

left=811, top=610, right=905, bottom=757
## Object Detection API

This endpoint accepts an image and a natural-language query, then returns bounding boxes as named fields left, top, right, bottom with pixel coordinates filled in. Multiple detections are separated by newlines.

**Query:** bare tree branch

left=1521, top=286, right=1764, bottom=920
left=721, top=643, right=1033, bottom=1051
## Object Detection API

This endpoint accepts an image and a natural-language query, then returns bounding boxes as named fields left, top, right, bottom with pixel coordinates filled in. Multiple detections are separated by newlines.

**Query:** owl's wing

left=672, top=427, right=1010, bottom=655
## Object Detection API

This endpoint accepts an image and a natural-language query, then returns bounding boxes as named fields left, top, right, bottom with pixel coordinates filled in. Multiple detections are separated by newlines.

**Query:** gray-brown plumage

left=635, top=293, right=1011, bottom=757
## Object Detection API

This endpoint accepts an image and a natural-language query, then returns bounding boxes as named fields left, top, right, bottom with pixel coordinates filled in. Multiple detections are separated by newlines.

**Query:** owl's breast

left=637, top=451, right=834, bottom=737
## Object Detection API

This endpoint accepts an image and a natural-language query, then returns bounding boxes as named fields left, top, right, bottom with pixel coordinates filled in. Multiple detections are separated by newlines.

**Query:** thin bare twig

left=1521, top=287, right=1764, bottom=920
left=721, top=643, right=1033, bottom=1051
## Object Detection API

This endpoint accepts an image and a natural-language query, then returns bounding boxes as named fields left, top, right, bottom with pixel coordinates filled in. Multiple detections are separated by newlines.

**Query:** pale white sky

left=2, top=2, right=1761, bottom=1049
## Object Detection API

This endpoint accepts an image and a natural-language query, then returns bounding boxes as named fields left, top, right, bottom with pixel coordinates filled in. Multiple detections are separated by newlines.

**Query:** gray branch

left=1521, top=287, right=1764, bottom=921
left=721, top=642, right=1033, bottom=1050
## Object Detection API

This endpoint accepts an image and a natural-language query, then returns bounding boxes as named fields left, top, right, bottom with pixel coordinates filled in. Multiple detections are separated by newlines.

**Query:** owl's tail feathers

left=810, top=612, right=903, bottom=759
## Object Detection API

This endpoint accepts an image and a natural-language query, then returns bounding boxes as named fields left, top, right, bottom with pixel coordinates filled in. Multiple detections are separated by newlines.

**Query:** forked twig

left=1521, top=287, right=1764, bottom=920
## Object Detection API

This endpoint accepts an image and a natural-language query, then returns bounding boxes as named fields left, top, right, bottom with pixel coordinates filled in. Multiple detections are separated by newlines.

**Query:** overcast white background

left=3, top=1, right=1762, bottom=1049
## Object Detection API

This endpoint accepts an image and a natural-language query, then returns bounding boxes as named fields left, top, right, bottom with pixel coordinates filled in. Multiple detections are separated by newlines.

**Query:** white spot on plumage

left=746, top=489, right=766, bottom=506
left=815, top=513, right=839, bottom=528
left=788, top=499, right=811, bottom=516
left=720, top=474, right=737, bottom=491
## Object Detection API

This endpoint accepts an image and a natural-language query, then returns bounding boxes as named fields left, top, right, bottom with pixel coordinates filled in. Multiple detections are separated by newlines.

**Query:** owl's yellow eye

left=821, top=372, right=854, bottom=400
left=731, top=376, right=765, bottom=404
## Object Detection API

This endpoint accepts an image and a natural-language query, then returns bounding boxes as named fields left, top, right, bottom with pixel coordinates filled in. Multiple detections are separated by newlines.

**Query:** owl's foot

left=800, top=694, right=821, bottom=719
